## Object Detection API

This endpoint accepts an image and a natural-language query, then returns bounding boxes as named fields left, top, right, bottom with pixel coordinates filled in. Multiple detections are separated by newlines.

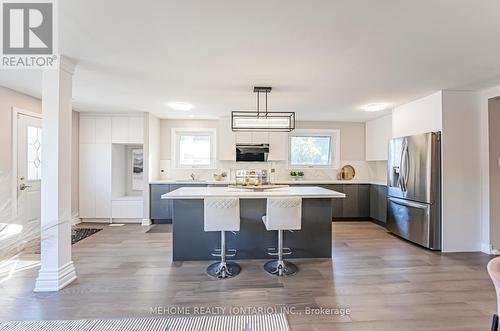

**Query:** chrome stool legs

left=207, top=231, right=241, bottom=279
left=264, top=230, right=298, bottom=276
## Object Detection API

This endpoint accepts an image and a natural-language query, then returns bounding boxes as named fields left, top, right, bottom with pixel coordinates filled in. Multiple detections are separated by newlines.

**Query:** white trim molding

left=34, top=261, right=77, bottom=292
left=141, top=218, right=152, bottom=226
left=72, top=212, right=81, bottom=225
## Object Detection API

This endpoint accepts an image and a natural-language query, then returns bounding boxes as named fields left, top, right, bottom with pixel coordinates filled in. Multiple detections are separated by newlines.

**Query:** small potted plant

left=290, top=170, right=305, bottom=180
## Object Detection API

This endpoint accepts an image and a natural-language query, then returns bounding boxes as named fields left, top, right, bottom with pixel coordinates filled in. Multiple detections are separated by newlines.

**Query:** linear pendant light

left=231, top=86, right=295, bottom=132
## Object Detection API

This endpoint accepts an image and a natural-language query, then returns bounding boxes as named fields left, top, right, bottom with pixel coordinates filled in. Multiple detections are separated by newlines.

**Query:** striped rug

left=0, top=314, right=290, bottom=331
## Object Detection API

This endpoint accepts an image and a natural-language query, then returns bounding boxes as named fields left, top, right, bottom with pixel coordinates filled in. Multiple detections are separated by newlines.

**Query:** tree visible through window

left=178, top=134, right=211, bottom=166
left=173, top=128, right=216, bottom=169
left=290, top=136, right=332, bottom=166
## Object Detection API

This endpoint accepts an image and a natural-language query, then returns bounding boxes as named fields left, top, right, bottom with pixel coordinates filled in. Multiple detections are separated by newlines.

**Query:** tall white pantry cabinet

left=79, top=114, right=144, bottom=221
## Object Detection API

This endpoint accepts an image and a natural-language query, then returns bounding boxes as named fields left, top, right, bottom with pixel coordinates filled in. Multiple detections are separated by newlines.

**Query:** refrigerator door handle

left=388, top=196, right=430, bottom=211
left=403, top=144, right=410, bottom=190
left=397, top=145, right=406, bottom=192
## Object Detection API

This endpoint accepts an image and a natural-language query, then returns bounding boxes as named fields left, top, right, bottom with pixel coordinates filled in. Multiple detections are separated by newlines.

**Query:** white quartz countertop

left=161, top=186, right=346, bottom=199
left=150, top=179, right=387, bottom=186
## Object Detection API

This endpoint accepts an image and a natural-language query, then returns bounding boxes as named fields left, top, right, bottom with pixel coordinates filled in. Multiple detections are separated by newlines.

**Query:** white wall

left=392, top=90, right=483, bottom=252
left=392, top=91, right=442, bottom=138
left=441, top=91, right=482, bottom=252
left=480, top=83, right=500, bottom=254
left=71, top=111, right=79, bottom=223
left=488, top=98, right=500, bottom=252
left=142, top=113, right=160, bottom=222
left=366, top=114, right=392, bottom=161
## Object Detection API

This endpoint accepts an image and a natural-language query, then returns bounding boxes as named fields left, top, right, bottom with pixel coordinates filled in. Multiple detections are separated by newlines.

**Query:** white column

left=34, top=57, right=77, bottom=292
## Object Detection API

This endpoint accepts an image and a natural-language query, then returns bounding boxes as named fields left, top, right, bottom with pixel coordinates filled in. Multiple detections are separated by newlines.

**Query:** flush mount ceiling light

left=166, top=101, right=194, bottom=111
left=361, top=103, right=389, bottom=112
left=231, top=87, right=295, bottom=132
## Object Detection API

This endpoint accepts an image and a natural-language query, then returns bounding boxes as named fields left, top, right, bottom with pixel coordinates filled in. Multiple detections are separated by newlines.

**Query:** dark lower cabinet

left=150, top=184, right=172, bottom=222
left=150, top=184, right=207, bottom=223
left=370, top=184, right=388, bottom=224
left=296, top=184, right=371, bottom=219
left=151, top=183, right=387, bottom=224
left=340, top=184, right=370, bottom=218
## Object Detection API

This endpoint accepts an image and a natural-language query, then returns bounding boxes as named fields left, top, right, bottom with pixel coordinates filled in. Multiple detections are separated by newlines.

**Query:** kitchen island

left=162, top=186, right=345, bottom=261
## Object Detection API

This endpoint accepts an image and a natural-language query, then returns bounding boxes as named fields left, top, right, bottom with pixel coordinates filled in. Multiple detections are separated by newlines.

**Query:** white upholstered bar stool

left=204, top=198, right=241, bottom=279
left=262, top=197, right=302, bottom=276
left=487, top=257, right=500, bottom=330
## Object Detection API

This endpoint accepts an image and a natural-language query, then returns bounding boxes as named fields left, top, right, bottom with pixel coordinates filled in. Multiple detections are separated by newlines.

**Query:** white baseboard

left=481, top=243, right=492, bottom=254
left=480, top=243, right=500, bottom=255
left=34, top=261, right=77, bottom=292
left=80, top=218, right=142, bottom=224
left=141, top=219, right=152, bottom=226
left=72, top=213, right=81, bottom=225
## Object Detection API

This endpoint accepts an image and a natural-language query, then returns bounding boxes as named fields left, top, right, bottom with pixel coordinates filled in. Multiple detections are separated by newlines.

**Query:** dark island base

left=172, top=198, right=332, bottom=261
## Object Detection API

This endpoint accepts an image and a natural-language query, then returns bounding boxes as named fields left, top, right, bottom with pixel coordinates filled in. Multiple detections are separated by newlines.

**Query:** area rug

left=0, top=314, right=290, bottom=331
left=72, top=228, right=102, bottom=244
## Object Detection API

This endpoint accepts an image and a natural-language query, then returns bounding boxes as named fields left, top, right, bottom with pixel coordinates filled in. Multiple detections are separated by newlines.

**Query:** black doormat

left=72, top=228, right=102, bottom=244
left=146, top=224, right=172, bottom=233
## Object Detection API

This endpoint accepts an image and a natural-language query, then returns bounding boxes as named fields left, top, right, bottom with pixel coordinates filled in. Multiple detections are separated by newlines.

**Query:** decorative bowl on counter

left=213, top=172, right=227, bottom=181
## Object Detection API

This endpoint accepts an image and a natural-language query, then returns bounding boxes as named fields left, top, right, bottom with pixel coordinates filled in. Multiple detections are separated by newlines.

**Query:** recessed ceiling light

left=361, top=103, right=389, bottom=112
left=165, top=102, right=194, bottom=111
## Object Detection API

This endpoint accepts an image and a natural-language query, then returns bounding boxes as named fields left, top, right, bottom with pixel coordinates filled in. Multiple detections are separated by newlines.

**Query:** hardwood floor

left=0, top=222, right=496, bottom=330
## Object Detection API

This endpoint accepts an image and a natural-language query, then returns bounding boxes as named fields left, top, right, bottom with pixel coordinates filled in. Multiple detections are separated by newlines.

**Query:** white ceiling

left=2, top=0, right=500, bottom=121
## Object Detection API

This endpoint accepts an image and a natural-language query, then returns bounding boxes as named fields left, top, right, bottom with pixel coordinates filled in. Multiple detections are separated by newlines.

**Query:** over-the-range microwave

left=236, top=144, right=269, bottom=162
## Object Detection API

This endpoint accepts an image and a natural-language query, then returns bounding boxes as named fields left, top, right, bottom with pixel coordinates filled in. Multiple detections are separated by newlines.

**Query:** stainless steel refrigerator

left=387, top=132, right=442, bottom=250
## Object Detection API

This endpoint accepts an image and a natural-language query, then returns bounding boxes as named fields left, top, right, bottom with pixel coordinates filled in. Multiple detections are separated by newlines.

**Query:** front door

left=16, top=113, right=42, bottom=246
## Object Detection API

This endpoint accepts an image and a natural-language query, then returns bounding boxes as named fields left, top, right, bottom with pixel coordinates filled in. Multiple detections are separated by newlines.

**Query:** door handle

left=388, top=196, right=430, bottom=211
left=19, top=183, right=32, bottom=191
left=404, top=145, right=410, bottom=190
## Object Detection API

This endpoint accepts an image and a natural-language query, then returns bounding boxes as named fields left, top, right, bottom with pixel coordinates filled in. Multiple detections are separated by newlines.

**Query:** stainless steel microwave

left=236, top=144, right=269, bottom=162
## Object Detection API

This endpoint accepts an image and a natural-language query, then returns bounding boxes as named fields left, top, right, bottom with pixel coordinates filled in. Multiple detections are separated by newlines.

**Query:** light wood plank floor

left=0, top=222, right=496, bottom=330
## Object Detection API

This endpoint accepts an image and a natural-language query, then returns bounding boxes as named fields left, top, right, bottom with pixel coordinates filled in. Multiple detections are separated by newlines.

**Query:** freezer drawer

left=387, top=196, right=440, bottom=250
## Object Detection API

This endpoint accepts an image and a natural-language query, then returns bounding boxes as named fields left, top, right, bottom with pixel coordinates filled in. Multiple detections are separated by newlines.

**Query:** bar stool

left=204, top=198, right=241, bottom=279
left=262, top=197, right=302, bottom=276
left=488, top=257, right=500, bottom=330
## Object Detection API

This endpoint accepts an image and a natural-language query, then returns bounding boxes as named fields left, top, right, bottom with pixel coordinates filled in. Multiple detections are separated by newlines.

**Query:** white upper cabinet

left=365, top=114, right=392, bottom=161
left=268, top=132, right=288, bottom=161
left=111, top=115, right=144, bottom=144
left=79, top=116, right=96, bottom=143
left=95, top=117, right=112, bottom=143
left=111, top=117, right=130, bottom=143
left=218, top=117, right=236, bottom=160
left=235, top=132, right=252, bottom=144
left=128, top=116, right=144, bottom=144
left=80, top=116, right=111, bottom=143
left=252, top=131, right=269, bottom=144
left=235, top=131, right=269, bottom=144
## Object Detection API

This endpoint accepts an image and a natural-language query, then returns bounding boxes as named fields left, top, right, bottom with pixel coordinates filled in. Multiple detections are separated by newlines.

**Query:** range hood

left=231, top=87, right=295, bottom=132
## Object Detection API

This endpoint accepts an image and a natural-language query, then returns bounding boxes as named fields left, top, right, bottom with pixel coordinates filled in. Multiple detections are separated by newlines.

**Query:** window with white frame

left=288, top=130, right=340, bottom=168
left=172, top=128, right=216, bottom=169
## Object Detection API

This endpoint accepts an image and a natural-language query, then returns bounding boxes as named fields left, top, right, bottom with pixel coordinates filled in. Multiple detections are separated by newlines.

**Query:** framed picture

left=132, top=149, right=143, bottom=191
